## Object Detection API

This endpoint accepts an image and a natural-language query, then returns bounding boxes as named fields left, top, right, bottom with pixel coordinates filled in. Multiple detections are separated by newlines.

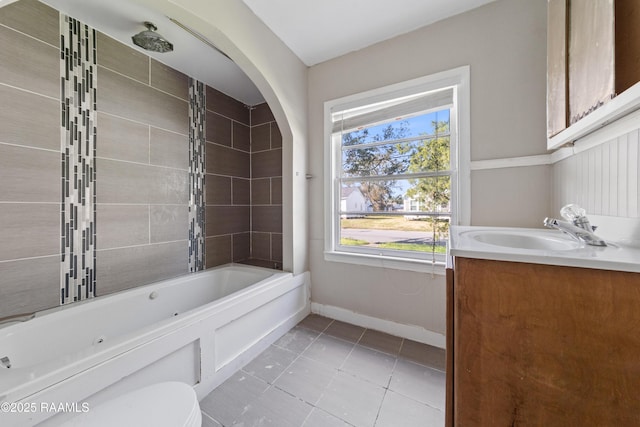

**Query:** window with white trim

left=324, top=67, right=470, bottom=272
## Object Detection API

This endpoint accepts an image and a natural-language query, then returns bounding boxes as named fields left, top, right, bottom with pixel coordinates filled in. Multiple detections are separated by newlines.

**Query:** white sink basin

left=461, top=229, right=581, bottom=251
left=450, top=226, right=640, bottom=274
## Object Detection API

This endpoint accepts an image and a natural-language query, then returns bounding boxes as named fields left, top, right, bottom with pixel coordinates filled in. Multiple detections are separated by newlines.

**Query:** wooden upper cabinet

left=546, top=0, right=640, bottom=138
left=546, top=0, right=568, bottom=138
left=616, top=0, right=640, bottom=94
left=569, top=0, right=615, bottom=125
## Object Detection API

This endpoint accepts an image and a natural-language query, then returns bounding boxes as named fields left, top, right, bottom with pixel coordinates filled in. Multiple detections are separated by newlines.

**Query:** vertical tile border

left=60, top=14, right=97, bottom=303
left=189, top=78, right=206, bottom=271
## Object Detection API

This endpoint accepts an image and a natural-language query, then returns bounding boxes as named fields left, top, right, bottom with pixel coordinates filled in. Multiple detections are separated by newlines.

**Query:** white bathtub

left=0, top=264, right=310, bottom=426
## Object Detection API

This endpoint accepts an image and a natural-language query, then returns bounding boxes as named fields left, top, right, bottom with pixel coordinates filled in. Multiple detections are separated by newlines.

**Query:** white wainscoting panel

left=553, top=127, right=640, bottom=218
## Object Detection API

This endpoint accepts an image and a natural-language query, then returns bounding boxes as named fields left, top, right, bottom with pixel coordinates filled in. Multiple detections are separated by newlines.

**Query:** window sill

left=324, top=250, right=447, bottom=275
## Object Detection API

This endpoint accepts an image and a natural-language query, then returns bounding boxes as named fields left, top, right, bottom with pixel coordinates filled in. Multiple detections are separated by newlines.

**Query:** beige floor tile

left=376, top=390, right=444, bottom=427
left=316, top=371, right=386, bottom=427
left=274, top=356, right=337, bottom=405
left=390, top=359, right=446, bottom=410
left=274, top=325, right=320, bottom=354
left=400, top=339, right=446, bottom=371
left=324, top=320, right=366, bottom=342
left=341, top=345, right=396, bottom=388
left=302, top=334, right=355, bottom=369
left=242, top=344, right=298, bottom=383
left=299, top=314, right=333, bottom=332
left=359, top=329, right=403, bottom=355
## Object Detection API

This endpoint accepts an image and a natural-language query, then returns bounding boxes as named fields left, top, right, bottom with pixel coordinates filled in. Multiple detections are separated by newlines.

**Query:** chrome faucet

left=0, top=312, right=35, bottom=326
left=544, top=204, right=607, bottom=247
left=544, top=218, right=607, bottom=246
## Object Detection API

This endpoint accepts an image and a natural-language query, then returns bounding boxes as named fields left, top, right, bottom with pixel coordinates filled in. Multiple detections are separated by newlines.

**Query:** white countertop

left=449, top=226, right=640, bottom=273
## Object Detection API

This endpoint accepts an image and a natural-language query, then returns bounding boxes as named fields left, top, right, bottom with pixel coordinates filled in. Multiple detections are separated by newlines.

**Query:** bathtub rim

left=0, top=263, right=292, bottom=403
left=7, top=263, right=284, bottom=322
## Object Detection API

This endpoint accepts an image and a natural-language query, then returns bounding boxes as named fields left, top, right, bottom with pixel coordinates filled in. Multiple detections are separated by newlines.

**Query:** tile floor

left=199, top=314, right=446, bottom=427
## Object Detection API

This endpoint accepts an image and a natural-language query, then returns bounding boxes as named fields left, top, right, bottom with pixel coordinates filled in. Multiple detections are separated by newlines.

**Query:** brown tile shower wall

left=0, top=0, right=61, bottom=317
left=203, top=99, right=284, bottom=269
left=250, top=104, right=283, bottom=268
left=204, top=87, right=252, bottom=267
left=95, top=33, right=190, bottom=295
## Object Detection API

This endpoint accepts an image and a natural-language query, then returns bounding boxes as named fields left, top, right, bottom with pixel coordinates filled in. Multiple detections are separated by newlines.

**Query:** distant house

left=403, top=196, right=451, bottom=220
left=341, top=187, right=366, bottom=218
left=403, top=197, right=424, bottom=220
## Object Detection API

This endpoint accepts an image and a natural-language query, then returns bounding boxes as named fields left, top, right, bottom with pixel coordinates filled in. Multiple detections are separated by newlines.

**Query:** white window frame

left=323, top=66, right=471, bottom=274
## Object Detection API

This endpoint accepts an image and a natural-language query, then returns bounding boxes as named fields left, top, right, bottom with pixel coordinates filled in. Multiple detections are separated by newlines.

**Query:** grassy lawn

left=341, top=215, right=448, bottom=233
left=340, top=237, right=369, bottom=246
left=340, top=215, right=449, bottom=253
left=377, top=242, right=447, bottom=253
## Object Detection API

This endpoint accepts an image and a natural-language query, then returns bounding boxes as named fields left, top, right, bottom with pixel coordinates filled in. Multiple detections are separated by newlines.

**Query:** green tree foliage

left=403, top=120, right=451, bottom=246
left=342, top=123, right=409, bottom=211
left=404, top=120, right=451, bottom=211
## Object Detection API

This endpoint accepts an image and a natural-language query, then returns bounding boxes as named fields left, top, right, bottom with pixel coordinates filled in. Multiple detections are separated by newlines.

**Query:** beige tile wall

left=95, top=33, right=190, bottom=296
left=0, top=0, right=60, bottom=317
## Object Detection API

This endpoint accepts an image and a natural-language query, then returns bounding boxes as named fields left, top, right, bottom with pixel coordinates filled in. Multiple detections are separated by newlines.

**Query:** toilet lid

left=60, top=381, right=201, bottom=427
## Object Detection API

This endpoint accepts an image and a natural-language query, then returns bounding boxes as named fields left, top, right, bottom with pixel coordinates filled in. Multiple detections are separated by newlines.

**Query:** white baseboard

left=311, top=302, right=445, bottom=349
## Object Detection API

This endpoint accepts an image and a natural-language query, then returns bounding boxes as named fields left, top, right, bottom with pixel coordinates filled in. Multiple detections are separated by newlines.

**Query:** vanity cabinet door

left=451, top=257, right=640, bottom=426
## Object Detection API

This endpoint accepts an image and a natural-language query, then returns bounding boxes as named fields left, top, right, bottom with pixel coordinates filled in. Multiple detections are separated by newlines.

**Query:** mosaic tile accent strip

left=189, top=78, right=206, bottom=271
left=60, top=14, right=97, bottom=303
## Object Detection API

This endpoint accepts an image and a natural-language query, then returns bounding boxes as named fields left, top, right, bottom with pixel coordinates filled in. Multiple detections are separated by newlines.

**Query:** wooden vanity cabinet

left=546, top=0, right=640, bottom=138
left=446, top=257, right=640, bottom=426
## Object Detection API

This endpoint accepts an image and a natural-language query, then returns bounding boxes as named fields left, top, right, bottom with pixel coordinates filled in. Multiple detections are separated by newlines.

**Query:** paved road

left=341, top=228, right=445, bottom=244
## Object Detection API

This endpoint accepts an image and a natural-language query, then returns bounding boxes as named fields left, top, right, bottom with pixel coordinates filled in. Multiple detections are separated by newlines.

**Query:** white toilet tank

left=59, top=381, right=201, bottom=427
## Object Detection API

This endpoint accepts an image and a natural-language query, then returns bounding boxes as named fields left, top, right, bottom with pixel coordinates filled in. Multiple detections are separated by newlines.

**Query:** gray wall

left=307, top=0, right=549, bottom=336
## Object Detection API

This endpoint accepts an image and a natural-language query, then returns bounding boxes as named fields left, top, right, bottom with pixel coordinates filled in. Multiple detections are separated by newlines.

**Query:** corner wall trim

left=470, top=154, right=552, bottom=171
left=310, top=302, right=445, bottom=349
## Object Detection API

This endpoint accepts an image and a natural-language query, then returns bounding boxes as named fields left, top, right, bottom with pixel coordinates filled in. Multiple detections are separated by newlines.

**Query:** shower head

left=132, top=22, right=173, bottom=53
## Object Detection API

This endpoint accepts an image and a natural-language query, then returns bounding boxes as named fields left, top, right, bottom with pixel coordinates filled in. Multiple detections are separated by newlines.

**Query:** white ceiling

left=34, top=0, right=495, bottom=106
left=241, top=0, right=497, bottom=66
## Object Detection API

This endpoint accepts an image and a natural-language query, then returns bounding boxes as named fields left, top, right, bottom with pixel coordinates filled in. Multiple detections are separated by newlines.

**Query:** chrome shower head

left=132, top=22, right=173, bottom=53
